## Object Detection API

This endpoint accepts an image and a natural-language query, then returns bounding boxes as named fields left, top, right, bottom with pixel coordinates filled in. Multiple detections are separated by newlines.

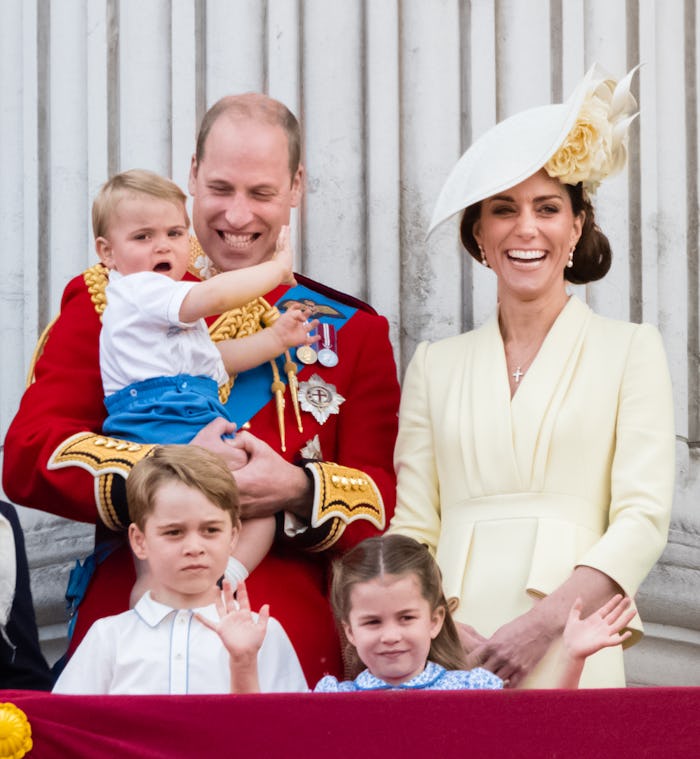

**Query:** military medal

left=317, top=323, right=339, bottom=367
left=296, top=344, right=318, bottom=365
left=298, top=374, right=345, bottom=425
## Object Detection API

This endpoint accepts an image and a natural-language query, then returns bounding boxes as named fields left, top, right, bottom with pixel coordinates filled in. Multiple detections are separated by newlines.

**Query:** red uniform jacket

left=3, top=258, right=400, bottom=687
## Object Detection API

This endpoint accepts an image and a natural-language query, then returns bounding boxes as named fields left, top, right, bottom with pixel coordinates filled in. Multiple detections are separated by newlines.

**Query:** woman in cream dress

left=389, top=66, right=675, bottom=688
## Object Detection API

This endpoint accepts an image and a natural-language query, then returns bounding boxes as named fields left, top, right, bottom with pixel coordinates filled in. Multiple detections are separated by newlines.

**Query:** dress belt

left=441, top=491, right=606, bottom=535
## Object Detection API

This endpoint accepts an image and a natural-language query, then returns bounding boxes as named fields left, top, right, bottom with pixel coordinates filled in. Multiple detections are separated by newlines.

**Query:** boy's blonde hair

left=92, top=169, right=189, bottom=240
left=126, top=445, right=239, bottom=530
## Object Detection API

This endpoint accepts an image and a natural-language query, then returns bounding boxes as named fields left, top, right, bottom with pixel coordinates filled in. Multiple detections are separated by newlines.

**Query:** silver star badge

left=298, top=374, right=345, bottom=425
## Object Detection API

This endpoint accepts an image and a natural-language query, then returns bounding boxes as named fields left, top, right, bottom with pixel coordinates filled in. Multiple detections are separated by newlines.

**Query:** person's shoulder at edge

left=52, top=610, right=129, bottom=693
left=62, top=267, right=103, bottom=299
left=586, top=303, right=666, bottom=347
left=408, top=323, right=488, bottom=366
left=56, top=264, right=112, bottom=316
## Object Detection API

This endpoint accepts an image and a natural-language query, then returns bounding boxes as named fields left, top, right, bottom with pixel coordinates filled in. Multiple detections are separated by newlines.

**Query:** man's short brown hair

left=195, top=93, right=301, bottom=179
left=126, top=445, right=239, bottom=530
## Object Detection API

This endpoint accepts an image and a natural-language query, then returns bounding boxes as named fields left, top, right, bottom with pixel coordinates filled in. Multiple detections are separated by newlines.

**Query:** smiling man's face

left=188, top=114, right=304, bottom=273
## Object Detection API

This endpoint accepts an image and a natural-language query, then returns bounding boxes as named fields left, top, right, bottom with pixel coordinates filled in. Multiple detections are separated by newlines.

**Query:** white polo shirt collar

left=133, top=591, right=219, bottom=627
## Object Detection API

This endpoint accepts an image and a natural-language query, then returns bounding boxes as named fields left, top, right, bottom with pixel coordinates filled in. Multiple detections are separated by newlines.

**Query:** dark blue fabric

left=0, top=500, right=53, bottom=690
left=64, top=535, right=123, bottom=640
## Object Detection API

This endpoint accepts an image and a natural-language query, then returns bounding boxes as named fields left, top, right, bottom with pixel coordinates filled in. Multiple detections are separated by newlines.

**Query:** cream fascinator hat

left=428, top=64, right=639, bottom=236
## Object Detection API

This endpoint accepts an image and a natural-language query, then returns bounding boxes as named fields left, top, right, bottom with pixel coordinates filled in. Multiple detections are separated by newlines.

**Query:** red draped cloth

left=2, top=688, right=699, bottom=758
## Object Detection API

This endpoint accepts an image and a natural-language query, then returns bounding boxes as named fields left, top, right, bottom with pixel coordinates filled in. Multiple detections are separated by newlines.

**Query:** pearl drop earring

left=478, top=245, right=490, bottom=268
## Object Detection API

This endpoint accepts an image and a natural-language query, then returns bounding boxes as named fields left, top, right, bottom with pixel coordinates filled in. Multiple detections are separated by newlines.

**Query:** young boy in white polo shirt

left=53, top=445, right=307, bottom=694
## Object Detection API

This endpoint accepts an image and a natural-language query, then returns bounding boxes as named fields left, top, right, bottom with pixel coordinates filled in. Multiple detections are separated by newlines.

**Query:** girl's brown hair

left=330, top=534, right=467, bottom=677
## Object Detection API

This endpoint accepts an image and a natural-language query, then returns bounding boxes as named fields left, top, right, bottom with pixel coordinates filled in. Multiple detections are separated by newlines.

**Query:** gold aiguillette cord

left=270, top=359, right=286, bottom=452
left=285, top=351, right=304, bottom=433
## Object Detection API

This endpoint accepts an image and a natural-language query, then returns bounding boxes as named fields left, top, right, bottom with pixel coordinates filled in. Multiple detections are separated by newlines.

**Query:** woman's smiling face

left=473, top=169, right=584, bottom=304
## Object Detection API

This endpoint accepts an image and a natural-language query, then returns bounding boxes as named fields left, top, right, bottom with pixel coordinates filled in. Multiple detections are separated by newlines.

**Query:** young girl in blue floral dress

left=313, top=534, right=635, bottom=691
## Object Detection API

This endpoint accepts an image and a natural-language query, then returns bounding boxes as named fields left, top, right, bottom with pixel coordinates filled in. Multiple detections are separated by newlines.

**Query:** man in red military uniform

left=2, top=93, right=400, bottom=687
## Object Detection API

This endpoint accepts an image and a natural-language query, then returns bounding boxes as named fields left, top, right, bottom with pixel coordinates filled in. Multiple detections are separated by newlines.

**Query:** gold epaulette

left=302, top=461, right=385, bottom=552
left=84, top=262, right=110, bottom=318
left=48, top=433, right=155, bottom=531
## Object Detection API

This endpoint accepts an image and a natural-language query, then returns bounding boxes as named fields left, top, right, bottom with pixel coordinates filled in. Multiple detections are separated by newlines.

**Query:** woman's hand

left=472, top=568, right=627, bottom=687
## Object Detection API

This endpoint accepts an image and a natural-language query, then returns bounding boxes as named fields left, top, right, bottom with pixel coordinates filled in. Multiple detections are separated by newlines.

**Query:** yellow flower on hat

left=545, top=67, right=639, bottom=193
left=0, top=703, right=32, bottom=759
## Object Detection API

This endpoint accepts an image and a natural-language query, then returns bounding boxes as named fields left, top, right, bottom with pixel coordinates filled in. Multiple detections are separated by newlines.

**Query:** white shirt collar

left=134, top=591, right=220, bottom=628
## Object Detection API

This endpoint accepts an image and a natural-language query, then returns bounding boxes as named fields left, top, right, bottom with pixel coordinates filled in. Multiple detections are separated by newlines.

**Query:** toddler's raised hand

left=273, top=225, right=297, bottom=286
left=271, top=309, right=320, bottom=353
left=563, top=594, right=635, bottom=662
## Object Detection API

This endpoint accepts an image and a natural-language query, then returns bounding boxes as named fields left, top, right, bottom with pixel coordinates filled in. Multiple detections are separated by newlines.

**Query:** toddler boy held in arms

left=92, top=169, right=319, bottom=601
left=53, top=445, right=308, bottom=694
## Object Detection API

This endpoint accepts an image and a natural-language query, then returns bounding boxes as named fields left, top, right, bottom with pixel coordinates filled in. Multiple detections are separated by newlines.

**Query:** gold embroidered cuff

left=303, top=461, right=386, bottom=551
left=48, top=432, right=155, bottom=531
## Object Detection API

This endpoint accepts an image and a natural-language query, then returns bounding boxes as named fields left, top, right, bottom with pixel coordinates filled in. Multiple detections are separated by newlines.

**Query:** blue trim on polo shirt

left=168, top=612, right=175, bottom=694
left=185, top=611, right=193, bottom=694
